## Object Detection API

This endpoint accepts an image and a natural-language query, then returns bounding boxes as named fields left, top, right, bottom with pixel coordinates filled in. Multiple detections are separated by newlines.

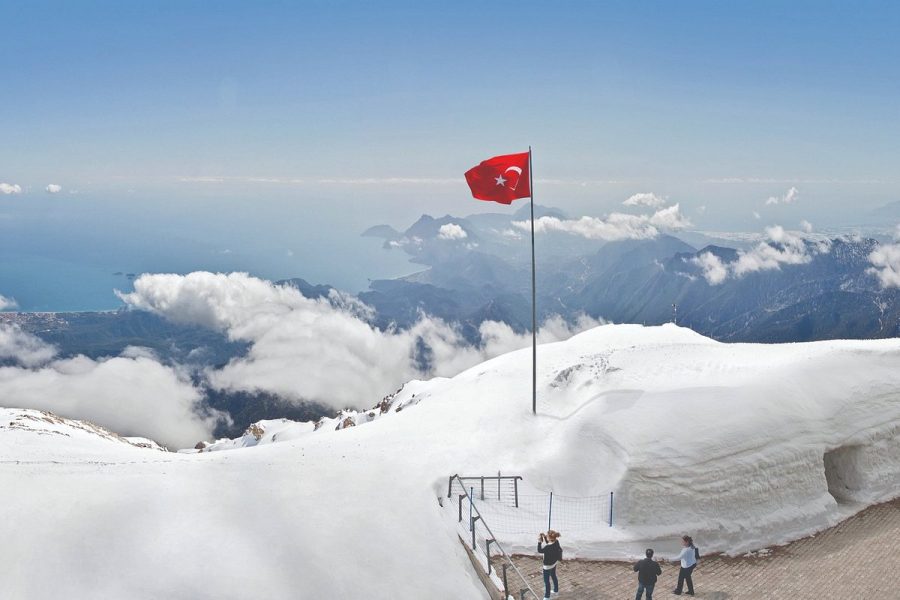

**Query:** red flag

left=464, top=151, right=531, bottom=204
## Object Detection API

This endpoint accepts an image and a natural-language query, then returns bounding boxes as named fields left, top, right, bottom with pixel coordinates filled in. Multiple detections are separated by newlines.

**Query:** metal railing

left=448, top=474, right=539, bottom=600
left=448, top=473, right=523, bottom=506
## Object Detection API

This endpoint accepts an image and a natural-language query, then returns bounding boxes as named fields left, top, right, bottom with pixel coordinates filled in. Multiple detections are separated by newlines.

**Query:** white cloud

left=515, top=204, right=691, bottom=241
left=867, top=242, right=900, bottom=288
left=648, top=204, right=691, bottom=230
left=690, top=252, right=729, bottom=285
left=732, top=225, right=816, bottom=276
left=0, top=294, right=17, bottom=311
left=0, top=356, right=220, bottom=448
left=800, top=220, right=814, bottom=233
left=437, top=223, right=468, bottom=240
left=623, top=192, right=666, bottom=208
left=765, top=186, right=800, bottom=205
left=0, top=183, right=22, bottom=195
left=0, top=323, right=56, bottom=367
left=752, top=211, right=761, bottom=220
left=45, top=184, right=62, bottom=194
left=118, top=272, right=603, bottom=412
left=0, top=323, right=218, bottom=447
left=690, top=225, right=830, bottom=285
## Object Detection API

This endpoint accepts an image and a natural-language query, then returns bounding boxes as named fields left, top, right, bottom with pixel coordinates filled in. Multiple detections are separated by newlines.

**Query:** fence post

left=448, top=474, right=455, bottom=499
left=548, top=491, right=554, bottom=531
left=458, top=494, right=465, bottom=523
left=502, top=563, right=509, bottom=599
left=498, top=471, right=501, bottom=501
left=480, top=476, right=485, bottom=501
left=470, top=515, right=480, bottom=550
left=469, top=487, right=474, bottom=531
left=485, top=539, right=495, bottom=575
left=609, top=491, right=614, bottom=527
left=514, top=477, right=519, bottom=508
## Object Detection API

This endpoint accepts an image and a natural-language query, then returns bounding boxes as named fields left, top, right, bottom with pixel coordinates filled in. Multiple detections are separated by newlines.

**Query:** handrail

left=448, top=473, right=522, bottom=506
left=450, top=474, right=539, bottom=600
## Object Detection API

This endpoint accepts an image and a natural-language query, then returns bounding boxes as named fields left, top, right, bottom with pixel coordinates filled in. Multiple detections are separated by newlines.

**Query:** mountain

left=360, top=224, right=401, bottom=239
left=8, top=209, right=900, bottom=437
left=0, top=309, right=245, bottom=363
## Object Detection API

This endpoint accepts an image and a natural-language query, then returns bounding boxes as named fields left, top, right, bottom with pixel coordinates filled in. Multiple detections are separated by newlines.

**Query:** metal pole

left=502, top=564, right=509, bottom=599
left=514, top=477, right=519, bottom=508
left=480, top=476, right=485, bottom=501
left=485, top=539, right=495, bottom=575
left=458, top=494, right=465, bottom=523
left=498, top=471, right=501, bottom=501
left=469, top=487, right=474, bottom=531
left=609, top=491, right=614, bottom=527
left=548, top=491, right=553, bottom=531
left=529, top=146, right=537, bottom=416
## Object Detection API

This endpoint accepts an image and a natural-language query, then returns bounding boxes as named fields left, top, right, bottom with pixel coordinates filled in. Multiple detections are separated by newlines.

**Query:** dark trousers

left=676, top=565, right=695, bottom=594
left=542, top=566, right=558, bottom=597
left=635, top=581, right=655, bottom=600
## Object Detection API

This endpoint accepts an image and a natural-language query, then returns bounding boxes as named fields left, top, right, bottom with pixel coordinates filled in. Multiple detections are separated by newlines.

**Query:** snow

left=3, top=324, right=900, bottom=598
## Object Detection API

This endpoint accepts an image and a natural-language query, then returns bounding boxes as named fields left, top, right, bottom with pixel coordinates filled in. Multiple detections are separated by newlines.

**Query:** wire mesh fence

left=448, top=475, right=615, bottom=535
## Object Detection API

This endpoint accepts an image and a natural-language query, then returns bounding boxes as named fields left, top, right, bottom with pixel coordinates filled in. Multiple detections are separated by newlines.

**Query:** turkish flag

left=464, top=151, right=531, bottom=204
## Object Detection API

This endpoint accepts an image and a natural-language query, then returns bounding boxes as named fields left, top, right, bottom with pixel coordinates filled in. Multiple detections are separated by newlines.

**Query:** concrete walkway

left=502, top=497, right=900, bottom=599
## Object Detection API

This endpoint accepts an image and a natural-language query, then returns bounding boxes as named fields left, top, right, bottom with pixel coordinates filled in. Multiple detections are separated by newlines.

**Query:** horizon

left=4, top=2, right=900, bottom=311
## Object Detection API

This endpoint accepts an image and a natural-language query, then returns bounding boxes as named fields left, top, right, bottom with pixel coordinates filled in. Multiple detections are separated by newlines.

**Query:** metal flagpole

left=529, top=146, right=536, bottom=415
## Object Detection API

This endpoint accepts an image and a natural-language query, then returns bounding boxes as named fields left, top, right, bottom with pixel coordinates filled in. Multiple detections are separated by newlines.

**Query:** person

left=537, top=530, right=562, bottom=599
left=672, top=535, right=698, bottom=596
left=633, top=548, right=662, bottom=600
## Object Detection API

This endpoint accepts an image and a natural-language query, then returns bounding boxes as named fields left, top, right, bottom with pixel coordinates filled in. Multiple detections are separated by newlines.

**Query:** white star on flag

left=494, top=174, right=507, bottom=186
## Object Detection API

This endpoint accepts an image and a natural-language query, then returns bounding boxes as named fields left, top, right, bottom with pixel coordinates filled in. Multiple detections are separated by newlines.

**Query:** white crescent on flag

left=504, top=166, right=523, bottom=190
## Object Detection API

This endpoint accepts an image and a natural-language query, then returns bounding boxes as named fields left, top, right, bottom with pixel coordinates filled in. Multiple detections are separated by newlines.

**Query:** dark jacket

left=633, top=558, right=662, bottom=585
left=537, top=540, right=562, bottom=567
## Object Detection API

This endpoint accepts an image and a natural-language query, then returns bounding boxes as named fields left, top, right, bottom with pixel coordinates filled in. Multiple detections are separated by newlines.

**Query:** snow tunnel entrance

left=823, top=445, right=865, bottom=504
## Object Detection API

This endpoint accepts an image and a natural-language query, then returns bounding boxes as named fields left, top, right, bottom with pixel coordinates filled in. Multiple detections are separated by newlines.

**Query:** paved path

left=499, top=497, right=900, bottom=599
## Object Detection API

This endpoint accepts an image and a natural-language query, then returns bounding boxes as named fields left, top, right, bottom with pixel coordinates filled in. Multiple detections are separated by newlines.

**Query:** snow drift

left=3, top=324, right=900, bottom=599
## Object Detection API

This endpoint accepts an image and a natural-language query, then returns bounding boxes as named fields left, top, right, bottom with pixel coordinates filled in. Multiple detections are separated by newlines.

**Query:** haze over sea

left=0, top=192, right=416, bottom=312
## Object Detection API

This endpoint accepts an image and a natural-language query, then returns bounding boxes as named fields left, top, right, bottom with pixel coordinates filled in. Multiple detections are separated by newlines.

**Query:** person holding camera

left=537, top=530, right=562, bottom=599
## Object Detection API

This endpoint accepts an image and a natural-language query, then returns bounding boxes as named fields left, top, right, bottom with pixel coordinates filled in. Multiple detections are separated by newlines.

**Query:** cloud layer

left=691, top=225, right=830, bottom=285
left=622, top=192, right=666, bottom=208
left=867, top=243, right=900, bottom=288
left=514, top=203, right=690, bottom=241
left=0, top=294, right=17, bottom=311
left=0, top=183, right=22, bottom=195
left=765, top=187, right=800, bottom=205
left=118, top=272, right=603, bottom=411
left=0, top=323, right=220, bottom=447
left=45, top=184, right=62, bottom=194
left=437, top=223, right=467, bottom=240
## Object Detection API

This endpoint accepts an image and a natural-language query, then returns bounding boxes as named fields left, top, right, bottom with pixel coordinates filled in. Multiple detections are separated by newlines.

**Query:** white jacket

left=676, top=546, right=697, bottom=568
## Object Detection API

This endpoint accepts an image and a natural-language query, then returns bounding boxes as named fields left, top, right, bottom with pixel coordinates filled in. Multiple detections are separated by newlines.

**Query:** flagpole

left=529, top=146, right=536, bottom=416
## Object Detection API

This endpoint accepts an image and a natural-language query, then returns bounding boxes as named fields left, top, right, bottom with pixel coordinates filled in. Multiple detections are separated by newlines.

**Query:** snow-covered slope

left=3, top=324, right=900, bottom=598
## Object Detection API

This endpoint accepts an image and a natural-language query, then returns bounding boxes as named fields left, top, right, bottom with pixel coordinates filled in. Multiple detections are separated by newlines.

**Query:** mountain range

left=4, top=205, right=899, bottom=434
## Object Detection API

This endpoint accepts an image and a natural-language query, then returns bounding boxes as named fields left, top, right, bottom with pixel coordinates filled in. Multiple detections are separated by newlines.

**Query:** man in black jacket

left=633, top=548, right=662, bottom=600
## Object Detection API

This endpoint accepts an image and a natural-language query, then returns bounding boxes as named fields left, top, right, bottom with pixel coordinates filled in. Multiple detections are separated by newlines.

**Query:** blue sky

left=2, top=1, right=900, bottom=307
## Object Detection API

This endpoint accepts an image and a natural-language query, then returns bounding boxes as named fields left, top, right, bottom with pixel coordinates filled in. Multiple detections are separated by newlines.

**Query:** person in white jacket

left=672, top=535, right=698, bottom=596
